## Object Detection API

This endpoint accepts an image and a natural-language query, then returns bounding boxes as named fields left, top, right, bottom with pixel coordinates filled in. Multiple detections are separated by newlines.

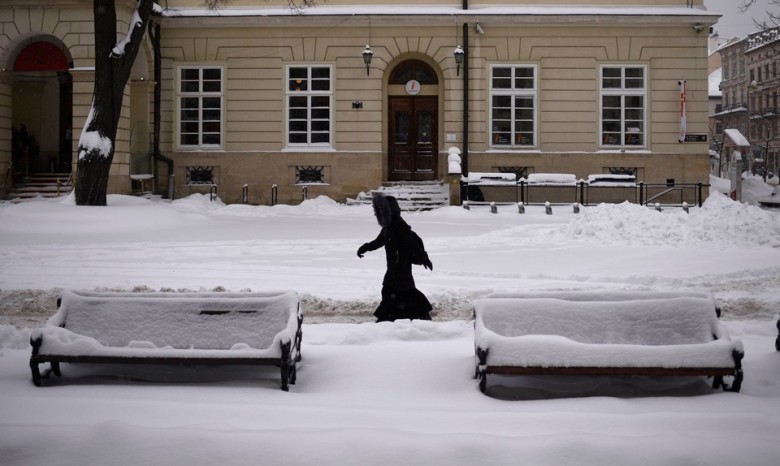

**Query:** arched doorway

left=12, top=40, right=73, bottom=175
left=388, top=60, right=439, bottom=181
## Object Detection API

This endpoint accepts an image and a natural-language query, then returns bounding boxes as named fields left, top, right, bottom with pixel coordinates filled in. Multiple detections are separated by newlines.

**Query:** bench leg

left=30, top=360, right=42, bottom=387
left=712, top=375, right=723, bottom=390
left=776, top=319, right=780, bottom=351
left=289, top=364, right=297, bottom=385
left=279, top=340, right=292, bottom=391
left=476, top=347, right=489, bottom=393
left=280, top=363, right=290, bottom=392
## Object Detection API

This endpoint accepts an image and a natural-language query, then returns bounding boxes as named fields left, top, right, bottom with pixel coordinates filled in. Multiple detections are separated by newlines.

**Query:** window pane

left=181, top=121, right=199, bottom=133
left=181, top=80, right=199, bottom=92
left=493, top=95, right=511, bottom=107
left=202, top=97, right=221, bottom=109
left=290, top=121, right=307, bottom=132
left=516, top=108, right=534, bottom=120
left=203, top=109, right=220, bottom=121
left=603, top=108, right=621, bottom=120
left=181, top=133, right=199, bottom=145
left=516, top=133, right=533, bottom=145
left=311, top=108, right=329, bottom=119
left=493, top=121, right=511, bottom=132
left=289, top=108, right=307, bottom=119
left=515, top=67, right=534, bottom=89
left=289, top=96, right=307, bottom=108
left=311, top=120, right=330, bottom=132
left=202, top=121, right=221, bottom=133
left=310, top=67, right=328, bottom=78
left=289, top=133, right=307, bottom=144
left=203, top=80, right=221, bottom=93
left=493, top=132, right=511, bottom=145
left=625, top=133, right=642, bottom=145
left=492, top=67, right=512, bottom=89
left=203, top=68, right=221, bottom=80
left=311, top=96, right=330, bottom=108
left=311, top=133, right=330, bottom=144
left=516, top=121, right=534, bottom=132
left=602, top=95, right=621, bottom=108
left=494, top=108, right=511, bottom=120
left=202, top=133, right=220, bottom=145
left=625, top=95, right=644, bottom=108
left=602, top=68, right=621, bottom=88
left=625, top=108, right=643, bottom=120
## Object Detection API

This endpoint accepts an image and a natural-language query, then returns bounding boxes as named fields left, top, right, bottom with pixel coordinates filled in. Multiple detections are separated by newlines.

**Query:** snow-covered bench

left=473, top=292, right=744, bottom=394
left=29, top=290, right=303, bottom=391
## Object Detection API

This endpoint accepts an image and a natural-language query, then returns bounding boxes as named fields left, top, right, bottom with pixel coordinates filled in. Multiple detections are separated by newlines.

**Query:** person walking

left=357, top=194, right=433, bottom=322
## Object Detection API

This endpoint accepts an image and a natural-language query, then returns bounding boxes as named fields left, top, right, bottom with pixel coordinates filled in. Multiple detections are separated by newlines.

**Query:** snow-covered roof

left=709, top=67, right=722, bottom=98
left=724, top=128, right=750, bottom=147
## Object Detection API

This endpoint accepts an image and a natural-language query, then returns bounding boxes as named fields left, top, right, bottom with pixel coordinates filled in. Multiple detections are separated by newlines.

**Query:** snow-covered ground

left=1, top=175, right=779, bottom=465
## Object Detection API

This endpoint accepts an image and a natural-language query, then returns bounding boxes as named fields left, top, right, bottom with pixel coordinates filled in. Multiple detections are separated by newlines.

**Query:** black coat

left=358, top=195, right=432, bottom=321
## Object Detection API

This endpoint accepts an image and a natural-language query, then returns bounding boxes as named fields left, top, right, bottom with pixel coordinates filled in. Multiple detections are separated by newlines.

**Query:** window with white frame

left=177, top=66, right=224, bottom=148
left=286, top=65, right=332, bottom=146
left=489, top=65, right=536, bottom=147
left=600, top=65, right=646, bottom=148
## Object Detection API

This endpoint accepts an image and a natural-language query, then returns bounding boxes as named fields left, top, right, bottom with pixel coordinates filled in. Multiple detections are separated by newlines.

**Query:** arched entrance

left=12, top=40, right=73, bottom=176
left=387, top=60, right=439, bottom=181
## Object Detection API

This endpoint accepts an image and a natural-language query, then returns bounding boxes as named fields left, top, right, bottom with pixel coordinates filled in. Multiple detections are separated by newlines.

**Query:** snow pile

left=559, top=193, right=780, bottom=248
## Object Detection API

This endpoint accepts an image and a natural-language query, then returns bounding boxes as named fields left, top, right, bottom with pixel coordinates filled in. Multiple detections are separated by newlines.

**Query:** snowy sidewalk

left=1, top=320, right=779, bottom=466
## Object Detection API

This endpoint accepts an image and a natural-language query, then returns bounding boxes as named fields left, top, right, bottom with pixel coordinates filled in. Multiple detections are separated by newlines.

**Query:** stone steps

left=4, top=173, right=73, bottom=202
left=347, top=181, right=449, bottom=211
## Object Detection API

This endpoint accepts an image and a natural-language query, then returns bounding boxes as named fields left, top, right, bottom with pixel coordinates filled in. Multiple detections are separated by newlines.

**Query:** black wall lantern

left=454, top=45, right=464, bottom=76
left=362, top=45, right=373, bottom=76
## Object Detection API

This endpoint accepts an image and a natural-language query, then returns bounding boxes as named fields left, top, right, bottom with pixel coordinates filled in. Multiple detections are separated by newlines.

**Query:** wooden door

left=389, top=96, right=437, bottom=181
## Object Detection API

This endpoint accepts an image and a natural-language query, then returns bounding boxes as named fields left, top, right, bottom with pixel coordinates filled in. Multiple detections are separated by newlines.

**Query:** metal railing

left=462, top=180, right=709, bottom=208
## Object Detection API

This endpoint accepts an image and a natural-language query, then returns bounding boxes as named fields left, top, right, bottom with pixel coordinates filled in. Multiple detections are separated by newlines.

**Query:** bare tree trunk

left=75, top=0, right=154, bottom=206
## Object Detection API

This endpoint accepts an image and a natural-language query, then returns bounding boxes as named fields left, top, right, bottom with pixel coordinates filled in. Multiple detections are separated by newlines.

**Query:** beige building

left=1, top=0, right=719, bottom=205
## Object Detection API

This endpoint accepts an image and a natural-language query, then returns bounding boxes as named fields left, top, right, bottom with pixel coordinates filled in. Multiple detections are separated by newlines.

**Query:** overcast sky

left=705, top=0, right=775, bottom=39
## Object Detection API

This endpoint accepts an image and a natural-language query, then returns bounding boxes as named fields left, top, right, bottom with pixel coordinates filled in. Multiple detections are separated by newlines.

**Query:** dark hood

left=372, top=194, right=402, bottom=227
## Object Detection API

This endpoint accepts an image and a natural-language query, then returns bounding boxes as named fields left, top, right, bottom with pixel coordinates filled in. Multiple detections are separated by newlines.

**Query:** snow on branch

left=111, top=2, right=145, bottom=58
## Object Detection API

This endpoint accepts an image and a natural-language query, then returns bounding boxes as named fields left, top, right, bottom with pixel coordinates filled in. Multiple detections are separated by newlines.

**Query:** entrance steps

left=347, top=181, right=449, bottom=211
left=4, top=173, right=73, bottom=202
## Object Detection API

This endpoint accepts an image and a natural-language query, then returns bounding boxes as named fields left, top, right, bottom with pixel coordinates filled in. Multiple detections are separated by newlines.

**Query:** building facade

left=1, top=1, right=719, bottom=205
left=713, top=27, right=780, bottom=179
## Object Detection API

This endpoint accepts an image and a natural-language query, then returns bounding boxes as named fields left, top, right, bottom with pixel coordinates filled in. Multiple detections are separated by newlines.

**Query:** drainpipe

left=149, top=22, right=174, bottom=198
left=462, top=23, right=469, bottom=175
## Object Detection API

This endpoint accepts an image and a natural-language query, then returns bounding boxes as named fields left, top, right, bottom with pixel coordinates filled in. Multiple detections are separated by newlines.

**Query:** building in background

left=713, top=26, right=780, bottom=179
left=1, top=1, right=719, bottom=205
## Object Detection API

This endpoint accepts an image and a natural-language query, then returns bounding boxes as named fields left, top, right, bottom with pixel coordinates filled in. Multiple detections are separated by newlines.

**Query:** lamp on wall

left=362, top=45, right=373, bottom=76
left=454, top=45, right=464, bottom=76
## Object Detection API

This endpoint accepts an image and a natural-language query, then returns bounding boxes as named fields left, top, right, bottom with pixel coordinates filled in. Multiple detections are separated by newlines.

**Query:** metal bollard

left=517, top=202, right=525, bottom=214
left=655, top=202, right=662, bottom=212
left=301, top=185, right=308, bottom=201
left=572, top=203, right=580, bottom=214
left=462, top=201, right=470, bottom=210
left=209, top=184, right=218, bottom=202
left=242, top=184, right=249, bottom=204
left=490, top=202, right=497, bottom=214
left=545, top=201, right=552, bottom=215
left=682, top=201, right=689, bottom=213
left=271, top=184, right=278, bottom=206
